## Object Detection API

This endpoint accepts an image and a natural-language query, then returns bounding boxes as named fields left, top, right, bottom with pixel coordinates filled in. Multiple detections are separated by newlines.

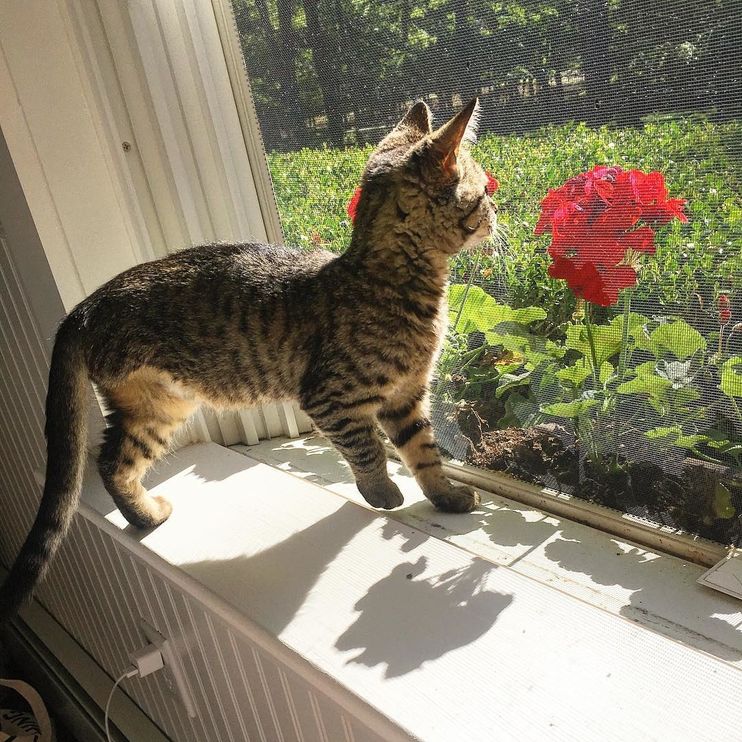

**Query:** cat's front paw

left=357, top=477, right=404, bottom=510
left=427, top=480, right=480, bottom=513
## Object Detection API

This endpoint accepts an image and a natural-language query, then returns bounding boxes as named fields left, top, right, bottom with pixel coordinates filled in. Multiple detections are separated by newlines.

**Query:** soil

left=464, top=417, right=742, bottom=545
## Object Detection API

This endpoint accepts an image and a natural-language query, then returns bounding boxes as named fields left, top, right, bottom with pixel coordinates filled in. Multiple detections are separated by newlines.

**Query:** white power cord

left=104, top=667, right=137, bottom=742
left=104, top=644, right=164, bottom=742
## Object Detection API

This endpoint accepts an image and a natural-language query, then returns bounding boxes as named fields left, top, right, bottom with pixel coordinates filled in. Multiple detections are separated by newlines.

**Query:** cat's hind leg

left=97, top=368, right=197, bottom=529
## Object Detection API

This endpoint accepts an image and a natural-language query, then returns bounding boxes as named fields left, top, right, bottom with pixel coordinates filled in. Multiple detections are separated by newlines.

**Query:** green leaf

left=648, top=320, right=706, bottom=360
left=486, top=324, right=563, bottom=367
left=556, top=359, right=592, bottom=387
left=449, top=285, right=545, bottom=335
left=510, top=306, right=548, bottom=324
left=564, top=314, right=647, bottom=368
left=565, top=313, right=649, bottom=365
left=449, top=285, right=503, bottom=334
left=565, top=323, right=621, bottom=366
left=707, top=438, right=742, bottom=460
left=541, top=399, right=598, bottom=418
left=615, top=311, right=652, bottom=343
left=719, top=356, right=742, bottom=398
left=713, top=482, right=736, bottom=519
left=501, top=391, right=542, bottom=428
left=617, top=362, right=673, bottom=396
left=495, top=370, right=532, bottom=398
left=599, top=361, right=615, bottom=385
left=644, top=426, right=710, bottom=449
left=671, top=387, right=702, bottom=412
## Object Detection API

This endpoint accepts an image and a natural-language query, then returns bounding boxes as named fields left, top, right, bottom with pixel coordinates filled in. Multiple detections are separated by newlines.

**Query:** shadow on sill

left=89, top=439, right=741, bottom=668
left=181, top=501, right=512, bottom=678
left=402, top=497, right=742, bottom=663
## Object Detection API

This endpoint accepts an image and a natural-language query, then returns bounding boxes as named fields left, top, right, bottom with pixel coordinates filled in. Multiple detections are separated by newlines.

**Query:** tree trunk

left=400, top=0, right=411, bottom=45
left=302, top=0, right=345, bottom=147
left=577, top=0, right=612, bottom=123
left=275, top=0, right=302, bottom=148
left=452, top=0, right=479, bottom=103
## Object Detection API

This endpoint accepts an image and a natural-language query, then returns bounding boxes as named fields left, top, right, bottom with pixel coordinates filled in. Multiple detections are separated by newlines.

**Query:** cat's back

left=74, top=242, right=335, bottom=373
left=141, top=242, right=333, bottom=288
left=82, top=242, right=334, bottom=310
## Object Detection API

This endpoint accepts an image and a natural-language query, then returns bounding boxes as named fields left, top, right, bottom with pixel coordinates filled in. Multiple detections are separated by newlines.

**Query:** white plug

left=106, top=643, right=166, bottom=741
left=128, top=643, right=164, bottom=678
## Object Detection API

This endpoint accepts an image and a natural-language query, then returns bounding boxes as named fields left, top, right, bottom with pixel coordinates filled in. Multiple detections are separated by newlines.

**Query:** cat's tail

left=0, top=313, right=88, bottom=623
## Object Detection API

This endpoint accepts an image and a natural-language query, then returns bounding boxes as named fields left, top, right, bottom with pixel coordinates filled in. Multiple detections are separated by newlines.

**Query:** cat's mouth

left=463, top=207, right=497, bottom=237
left=461, top=195, right=497, bottom=238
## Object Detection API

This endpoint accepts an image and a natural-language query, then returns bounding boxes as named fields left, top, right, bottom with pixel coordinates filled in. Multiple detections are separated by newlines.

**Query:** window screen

left=230, top=0, right=741, bottom=543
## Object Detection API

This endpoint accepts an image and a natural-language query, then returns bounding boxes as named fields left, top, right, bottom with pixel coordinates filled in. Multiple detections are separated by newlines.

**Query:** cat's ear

left=428, top=98, right=480, bottom=179
left=396, top=101, right=433, bottom=137
left=375, top=101, right=432, bottom=154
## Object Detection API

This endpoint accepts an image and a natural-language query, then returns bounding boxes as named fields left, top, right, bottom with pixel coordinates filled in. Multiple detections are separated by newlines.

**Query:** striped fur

left=0, top=99, right=496, bottom=619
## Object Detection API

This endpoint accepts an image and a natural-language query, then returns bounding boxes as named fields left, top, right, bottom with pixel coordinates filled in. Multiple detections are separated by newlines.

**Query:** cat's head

left=355, top=99, right=497, bottom=256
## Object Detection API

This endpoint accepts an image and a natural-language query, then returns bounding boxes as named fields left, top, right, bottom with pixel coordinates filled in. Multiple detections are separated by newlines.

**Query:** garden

left=266, top=120, right=742, bottom=543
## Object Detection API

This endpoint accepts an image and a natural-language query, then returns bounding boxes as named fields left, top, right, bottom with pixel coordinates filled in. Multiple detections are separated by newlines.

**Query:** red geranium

left=346, top=171, right=499, bottom=224
left=486, top=172, right=499, bottom=196
left=347, top=186, right=362, bottom=222
left=537, top=166, right=687, bottom=306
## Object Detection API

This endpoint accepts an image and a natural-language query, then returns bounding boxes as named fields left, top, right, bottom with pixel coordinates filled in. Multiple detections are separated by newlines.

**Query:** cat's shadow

left=232, top=437, right=742, bottom=664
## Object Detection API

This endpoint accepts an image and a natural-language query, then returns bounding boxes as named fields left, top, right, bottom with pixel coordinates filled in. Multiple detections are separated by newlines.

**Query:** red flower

left=548, top=257, right=637, bottom=307
left=486, top=171, right=499, bottom=196
left=347, top=186, right=362, bottom=222
left=537, top=165, right=687, bottom=306
left=620, top=226, right=656, bottom=254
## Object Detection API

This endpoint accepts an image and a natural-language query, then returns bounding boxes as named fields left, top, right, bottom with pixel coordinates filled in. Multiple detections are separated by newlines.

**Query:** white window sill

left=78, top=437, right=742, bottom=741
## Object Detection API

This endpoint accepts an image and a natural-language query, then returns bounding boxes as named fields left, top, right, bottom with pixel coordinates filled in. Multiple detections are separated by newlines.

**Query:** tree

left=231, top=0, right=741, bottom=150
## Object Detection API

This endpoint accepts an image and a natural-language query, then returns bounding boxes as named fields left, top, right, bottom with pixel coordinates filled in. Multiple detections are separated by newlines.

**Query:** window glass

left=231, top=0, right=741, bottom=542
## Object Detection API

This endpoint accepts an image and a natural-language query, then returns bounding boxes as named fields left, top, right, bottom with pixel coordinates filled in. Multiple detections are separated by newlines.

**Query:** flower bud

left=718, top=294, right=732, bottom=324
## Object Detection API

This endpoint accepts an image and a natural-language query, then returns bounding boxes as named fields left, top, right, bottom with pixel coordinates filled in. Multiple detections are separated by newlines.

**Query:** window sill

left=77, top=438, right=742, bottom=741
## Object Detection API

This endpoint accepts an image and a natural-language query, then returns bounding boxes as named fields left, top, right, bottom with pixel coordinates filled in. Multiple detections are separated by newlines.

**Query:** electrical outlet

left=139, top=618, right=197, bottom=718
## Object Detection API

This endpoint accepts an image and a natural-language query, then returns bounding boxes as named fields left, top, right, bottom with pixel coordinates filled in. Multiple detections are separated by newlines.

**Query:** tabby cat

left=0, top=98, right=496, bottom=620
